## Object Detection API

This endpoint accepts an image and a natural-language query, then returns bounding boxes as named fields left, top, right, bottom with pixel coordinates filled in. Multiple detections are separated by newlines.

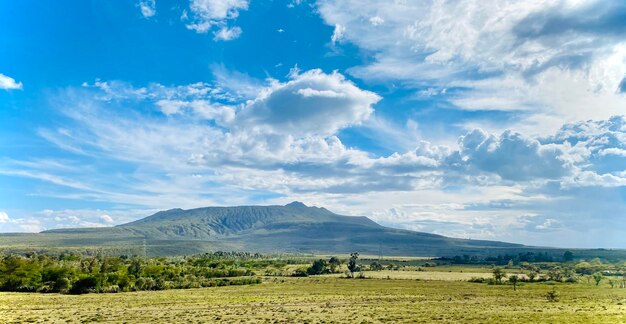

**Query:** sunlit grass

left=1, top=276, right=624, bottom=323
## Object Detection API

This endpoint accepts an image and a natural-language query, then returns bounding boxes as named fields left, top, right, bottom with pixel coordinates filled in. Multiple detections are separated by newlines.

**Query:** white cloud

left=210, top=64, right=265, bottom=99
left=237, top=69, right=380, bottom=137
left=0, top=73, right=23, bottom=90
left=330, top=24, right=345, bottom=43
left=563, top=171, right=626, bottom=188
left=138, top=0, right=156, bottom=18
left=156, top=99, right=236, bottom=124
left=369, top=16, right=383, bottom=26
left=0, top=209, right=154, bottom=232
left=600, top=148, right=626, bottom=157
left=455, top=129, right=572, bottom=181
left=100, top=214, right=114, bottom=223
left=185, top=0, right=248, bottom=38
left=0, top=212, right=9, bottom=223
left=19, top=224, right=44, bottom=233
left=315, top=0, right=626, bottom=134
left=189, top=0, right=248, bottom=21
left=213, top=26, right=242, bottom=41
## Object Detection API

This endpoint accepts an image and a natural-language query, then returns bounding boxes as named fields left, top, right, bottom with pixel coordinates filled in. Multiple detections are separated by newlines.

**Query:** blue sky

left=1, top=0, right=626, bottom=248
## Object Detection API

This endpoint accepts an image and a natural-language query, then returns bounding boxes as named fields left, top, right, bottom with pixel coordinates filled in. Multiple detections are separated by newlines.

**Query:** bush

left=545, top=288, right=559, bottom=302
left=468, top=277, right=486, bottom=283
left=564, top=276, right=578, bottom=283
left=292, top=268, right=309, bottom=277
left=70, top=276, right=98, bottom=294
left=369, top=262, right=384, bottom=271
left=307, top=259, right=328, bottom=275
left=0, top=252, right=267, bottom=295
left=55, top=277, right=71, bottom=293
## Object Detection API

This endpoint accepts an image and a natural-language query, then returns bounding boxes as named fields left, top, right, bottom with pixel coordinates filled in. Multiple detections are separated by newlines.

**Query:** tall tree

left=492, top=267, right=505, bottom=284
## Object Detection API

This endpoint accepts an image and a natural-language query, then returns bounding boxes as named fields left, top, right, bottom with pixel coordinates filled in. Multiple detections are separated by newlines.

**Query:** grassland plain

left=1, top=277, right=625, bottom=323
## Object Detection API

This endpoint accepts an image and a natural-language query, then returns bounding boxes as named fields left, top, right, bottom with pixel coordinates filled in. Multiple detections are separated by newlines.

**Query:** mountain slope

left=12, top=202, right=524, bottom=256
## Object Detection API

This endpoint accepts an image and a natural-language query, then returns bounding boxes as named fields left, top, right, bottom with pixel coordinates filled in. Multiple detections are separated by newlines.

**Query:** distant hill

left=0, top=202, right=536, bottom=256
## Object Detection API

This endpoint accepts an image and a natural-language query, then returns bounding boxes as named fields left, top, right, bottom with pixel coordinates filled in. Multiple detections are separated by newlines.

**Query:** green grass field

left=321, top=270, right=495, bottom=281
left=2, top=277, right=625, bottom=323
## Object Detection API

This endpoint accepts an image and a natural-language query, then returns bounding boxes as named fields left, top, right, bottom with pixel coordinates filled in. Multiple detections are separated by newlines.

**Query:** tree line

left=0, top=252, right=268, bottom=294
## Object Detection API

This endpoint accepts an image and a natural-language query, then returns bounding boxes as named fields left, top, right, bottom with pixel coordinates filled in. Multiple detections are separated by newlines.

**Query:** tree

left=592, top=272, right=603, bottom=286
left=609, top=279, right=616, bottom=288
left=527, top=271, right=537, bottom=282
left=306, top=259, right=328, bottom=275
left=347, top=253, right=359, bottom=278
left=563, top=251, right=574, bottom=262
left=547, top=266, right=563, bottom=282
left=128, top=259, right=141, bottom=277
left=509, top=275, right=519, bottom=291
left=492, top=267, right=505, bottom=284
left=328, top=257, right=341, bottom=273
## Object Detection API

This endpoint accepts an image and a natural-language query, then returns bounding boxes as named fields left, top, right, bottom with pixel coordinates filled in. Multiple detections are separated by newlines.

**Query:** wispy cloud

left=316, top=0, right=626, bottom=135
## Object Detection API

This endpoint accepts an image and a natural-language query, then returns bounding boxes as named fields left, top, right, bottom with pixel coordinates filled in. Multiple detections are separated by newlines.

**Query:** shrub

left=70, top=276, right=98, bottom=294
left=545, top=288, right=559, bottom=302
left=306, top=259, right=328, bottom=275
left=292, top=268, right=309, bottom=277
left=564, top=276, right=578, bottom=283
left=369, top=262, right=384, bottom=271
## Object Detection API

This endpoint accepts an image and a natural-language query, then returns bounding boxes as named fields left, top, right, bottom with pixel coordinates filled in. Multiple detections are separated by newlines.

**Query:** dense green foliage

left=0, top=252, right=267, bottom=294
left=347, top=252, right=359, bottom=277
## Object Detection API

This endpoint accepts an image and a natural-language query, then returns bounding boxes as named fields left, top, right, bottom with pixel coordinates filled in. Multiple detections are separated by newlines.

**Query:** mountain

left=1, top=202, right=527, bottom=256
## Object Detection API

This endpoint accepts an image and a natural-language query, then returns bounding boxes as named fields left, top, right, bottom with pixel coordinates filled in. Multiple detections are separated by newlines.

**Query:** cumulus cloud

left=185, top=0, right=248, bottom=39
left=237, top=69, right=380, bottom=136
left=138, top=0, right=156, bottom=18
left=0, top=73, right=23, bottom=90
left=455, top=129, right=571, bottom=181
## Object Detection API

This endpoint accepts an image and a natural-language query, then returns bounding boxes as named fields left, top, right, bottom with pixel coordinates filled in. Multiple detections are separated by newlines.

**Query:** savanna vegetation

left=2, top=276, right=625, bottom=323
left=0, top=251, right=267, bottom=294
left=1, top=250, right=626, bottom=322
